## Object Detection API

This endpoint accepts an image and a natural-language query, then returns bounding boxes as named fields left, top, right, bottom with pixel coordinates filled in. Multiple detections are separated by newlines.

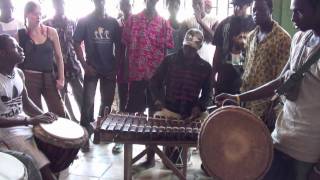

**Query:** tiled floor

left=59, top=140, right=212, bottom=180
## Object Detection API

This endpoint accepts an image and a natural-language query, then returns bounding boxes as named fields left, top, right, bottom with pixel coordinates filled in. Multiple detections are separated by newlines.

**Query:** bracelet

left=23, top=117, right=29, bottom=126
left=235, top=95, right=241, bottom=104
left=314, top=165, right=320, bottom=175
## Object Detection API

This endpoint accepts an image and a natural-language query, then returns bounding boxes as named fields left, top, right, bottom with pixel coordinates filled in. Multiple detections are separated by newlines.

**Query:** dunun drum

left=0, top=152, right=28, bottom=180
left=33, top=117, right=88, bottom=173
left=199, top=106, right=273, bottom=180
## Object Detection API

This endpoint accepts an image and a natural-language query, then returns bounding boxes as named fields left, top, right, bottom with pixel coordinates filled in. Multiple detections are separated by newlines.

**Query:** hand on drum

left=28, top=112, right=57, bottom=125
left=215, top=93, right=238, bottom=106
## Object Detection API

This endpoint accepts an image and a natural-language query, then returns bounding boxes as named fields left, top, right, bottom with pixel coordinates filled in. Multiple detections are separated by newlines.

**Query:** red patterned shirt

left=122, top=11, right=173, bottom=81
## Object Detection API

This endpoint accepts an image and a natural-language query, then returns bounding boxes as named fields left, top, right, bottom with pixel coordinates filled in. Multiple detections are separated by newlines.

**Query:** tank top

left=20, top=27, right=55, bottom=72
left=0, top=68, right=32, bottom=140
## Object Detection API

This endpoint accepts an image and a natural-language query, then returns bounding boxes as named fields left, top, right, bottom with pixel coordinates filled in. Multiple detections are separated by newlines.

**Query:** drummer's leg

left=4, top=136, right=49, bottom=167
left=3, top=136, right=55, bottom=178
left=40, top=164, right=57, bottom=180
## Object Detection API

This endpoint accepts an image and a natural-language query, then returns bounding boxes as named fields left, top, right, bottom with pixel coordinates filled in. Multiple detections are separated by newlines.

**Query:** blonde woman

left=18, top=1, right=66, bottom=117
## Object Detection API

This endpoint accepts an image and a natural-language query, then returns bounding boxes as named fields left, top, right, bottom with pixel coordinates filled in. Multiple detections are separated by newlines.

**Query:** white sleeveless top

left=0, top=68, right=32, bottom=140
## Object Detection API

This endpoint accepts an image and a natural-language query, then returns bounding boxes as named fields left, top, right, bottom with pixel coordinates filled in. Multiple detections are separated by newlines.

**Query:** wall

left=273, top=0, right=296, bottom=36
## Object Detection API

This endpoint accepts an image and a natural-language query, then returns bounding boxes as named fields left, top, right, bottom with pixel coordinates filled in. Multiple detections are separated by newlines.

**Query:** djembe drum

left=199, top=106, right=273, bottom=180
left=33, top=117, right=88, bottom=173
left=0, top=152, right=28, bottom=180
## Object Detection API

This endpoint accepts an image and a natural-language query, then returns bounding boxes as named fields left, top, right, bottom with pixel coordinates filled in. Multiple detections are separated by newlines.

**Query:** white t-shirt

left=272, top=31, right=320, bottom=163
left=0, top=19, right=24, bottom=37
left=0, top=68, right=32, bottom=140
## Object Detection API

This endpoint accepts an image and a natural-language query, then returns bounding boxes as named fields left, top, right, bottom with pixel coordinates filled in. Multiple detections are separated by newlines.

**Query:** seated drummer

left=0, top=34, right=58, bottom=180
left=149, top=28, right=213, bottom=165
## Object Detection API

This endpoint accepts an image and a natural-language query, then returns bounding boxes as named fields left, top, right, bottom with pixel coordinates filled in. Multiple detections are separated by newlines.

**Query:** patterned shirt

left=241, top=21, right=291, bottom=117
left=122, top=11, right=173, bottom=81
left=44, top=17, right=82, bottom=78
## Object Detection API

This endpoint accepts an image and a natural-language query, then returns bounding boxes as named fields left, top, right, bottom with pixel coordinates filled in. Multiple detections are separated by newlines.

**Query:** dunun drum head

left=199, top=106, right=273, bottom=180
left=0, top=152, right=28, bottom=180
left=33, top=117, right=88, bottom=173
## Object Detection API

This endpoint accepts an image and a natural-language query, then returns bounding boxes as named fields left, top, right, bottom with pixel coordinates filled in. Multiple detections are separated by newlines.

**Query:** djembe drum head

left=0, top=152, right=28, bottom=180
left=34, top=117, right=88, bottom=173
left=39, top=118, right=84, bottom=140
left=199, top=106, right=273, bottom=180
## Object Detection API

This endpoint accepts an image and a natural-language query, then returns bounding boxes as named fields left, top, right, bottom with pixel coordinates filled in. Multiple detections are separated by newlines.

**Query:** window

left=8, top=0, right=249, bottom=23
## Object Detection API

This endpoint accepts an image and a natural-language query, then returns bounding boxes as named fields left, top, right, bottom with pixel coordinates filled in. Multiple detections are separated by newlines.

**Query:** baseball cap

left=183, top=28, right=204, bottom=50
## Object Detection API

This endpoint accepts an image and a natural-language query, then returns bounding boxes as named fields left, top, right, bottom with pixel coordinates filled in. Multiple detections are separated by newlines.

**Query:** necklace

left=6, top=71, right=15, bottom=79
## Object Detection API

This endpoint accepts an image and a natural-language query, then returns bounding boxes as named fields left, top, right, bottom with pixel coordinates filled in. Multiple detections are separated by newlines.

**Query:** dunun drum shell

left=33, top=118, right=88, bottom=173
left=199, top=106, right=273, bottom=180
left=0, top=152, right=28, bottom=180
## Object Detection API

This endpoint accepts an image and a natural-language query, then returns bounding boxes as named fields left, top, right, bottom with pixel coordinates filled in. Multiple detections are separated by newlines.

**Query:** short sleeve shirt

left=73, top=14, right=120, bottom=77
left=241, top=21, right=291, bottom=117
left=272, top=30, right=320, bottom=163
left=122, top=11, right=174, bottom=81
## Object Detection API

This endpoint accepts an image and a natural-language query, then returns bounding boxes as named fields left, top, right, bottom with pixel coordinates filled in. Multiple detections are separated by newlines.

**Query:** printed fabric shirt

left=44, top=17, right=82, bottom=79
left=150, top=49, right=213, bottom=118
left=122, top=11, right=173, bottom=81
left=241, top=21, right=291, bottom=117
left=272, top=30, right=320, bottom=163
left=0, top=68, right=32, bottom=140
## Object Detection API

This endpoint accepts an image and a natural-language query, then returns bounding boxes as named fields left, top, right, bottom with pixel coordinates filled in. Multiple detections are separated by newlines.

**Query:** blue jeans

left=264, top=149, right=314, bottom=180
left=80, top=74, right=116, bottom=135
